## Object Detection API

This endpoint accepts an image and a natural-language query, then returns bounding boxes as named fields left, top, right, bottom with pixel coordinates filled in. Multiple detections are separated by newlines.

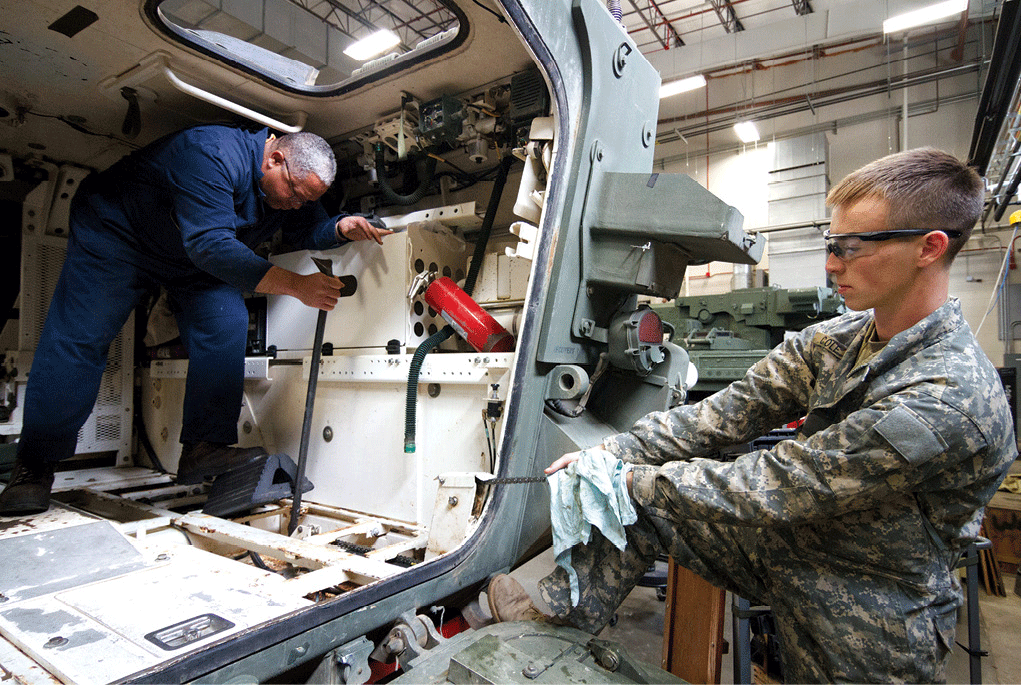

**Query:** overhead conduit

left=966, top=0, right=1021, bottom=222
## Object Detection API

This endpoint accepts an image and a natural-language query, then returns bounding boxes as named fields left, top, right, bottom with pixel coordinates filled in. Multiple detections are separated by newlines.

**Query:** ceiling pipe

left=657, top=60, right=981, bottom=143
left=653, top=90, right=977, bottom=166
left=658, top=29, right=983, bottom=128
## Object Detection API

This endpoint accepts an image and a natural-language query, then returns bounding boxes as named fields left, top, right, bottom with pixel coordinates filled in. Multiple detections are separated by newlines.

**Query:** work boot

left=176, top=441, right=266, bottom=485
left=0, top=458, right=55, bottom=516
left=487, top=574, right=551, bottom=623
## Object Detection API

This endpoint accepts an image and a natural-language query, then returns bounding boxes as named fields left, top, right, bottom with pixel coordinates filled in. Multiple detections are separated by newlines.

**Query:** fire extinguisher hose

left=404, top=155, right=515, bottom=453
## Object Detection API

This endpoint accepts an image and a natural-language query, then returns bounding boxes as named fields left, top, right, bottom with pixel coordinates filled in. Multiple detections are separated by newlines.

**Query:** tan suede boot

left=487, top=574, right=551, bottom=623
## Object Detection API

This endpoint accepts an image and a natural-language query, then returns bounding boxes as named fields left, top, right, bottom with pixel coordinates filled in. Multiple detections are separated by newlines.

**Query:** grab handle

left=162, top=65, right=306, bottom=133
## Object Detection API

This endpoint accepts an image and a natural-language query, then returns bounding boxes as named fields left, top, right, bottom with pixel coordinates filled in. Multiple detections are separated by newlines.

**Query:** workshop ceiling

left=328, top=0, right=1018, bottom=220
left=165, top=0, right=1021, bottom=214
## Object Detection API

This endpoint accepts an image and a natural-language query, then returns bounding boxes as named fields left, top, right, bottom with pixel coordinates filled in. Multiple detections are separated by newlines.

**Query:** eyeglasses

left=823, top=228, right=963, bottom=261
left=281, top=157, right=310, bottom=208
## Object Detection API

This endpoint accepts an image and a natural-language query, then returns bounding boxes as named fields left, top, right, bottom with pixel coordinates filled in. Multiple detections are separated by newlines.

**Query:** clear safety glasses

left=281, top=158, right=313, bottom=208
left=823, top=228, right=962, bottom=261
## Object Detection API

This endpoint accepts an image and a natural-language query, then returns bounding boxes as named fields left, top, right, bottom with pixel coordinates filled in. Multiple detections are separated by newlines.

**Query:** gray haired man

left=1, top=125, right=391, bottom=515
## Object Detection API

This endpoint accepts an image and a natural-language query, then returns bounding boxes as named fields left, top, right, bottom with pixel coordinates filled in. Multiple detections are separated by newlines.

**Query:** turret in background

left=653, top=286, right=845, bottom=399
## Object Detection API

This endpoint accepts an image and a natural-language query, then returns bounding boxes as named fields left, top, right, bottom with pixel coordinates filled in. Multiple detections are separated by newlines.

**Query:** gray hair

left=273, top=132, right=337, bottom=187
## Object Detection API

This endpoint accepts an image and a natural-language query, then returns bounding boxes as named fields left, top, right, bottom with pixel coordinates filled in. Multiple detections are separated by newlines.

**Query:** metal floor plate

left=0, top=501, right=318, bottom=684
left=0, top=542, right=313, bottom=684
left=0, top=518, right=150, bottom=604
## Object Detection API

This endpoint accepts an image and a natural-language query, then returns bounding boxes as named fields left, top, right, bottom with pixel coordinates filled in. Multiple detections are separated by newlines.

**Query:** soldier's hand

left=337, top=216, right=393, bottom=245
left=545, top=450, right=583, bottom=475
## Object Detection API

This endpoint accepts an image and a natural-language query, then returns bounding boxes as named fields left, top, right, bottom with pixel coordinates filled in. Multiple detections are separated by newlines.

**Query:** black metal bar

left=965, top=542, right=983, bottom=684
left=289, top=258, right=334, bottom=536
left=967, top=0, right=1021, bottom=175
left=791, top=0, right=812, bottom=15
left=707, top=0, right=744, bottom=33
left=289, top=308, right=326, bottom=536
left=625, top=0, right=685, bottom=50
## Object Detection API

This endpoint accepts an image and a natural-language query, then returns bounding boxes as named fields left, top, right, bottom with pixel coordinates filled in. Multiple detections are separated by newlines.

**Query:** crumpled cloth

left=999, top=474, right=1021, bottom=494
left=548, top=447, right=637, bottom=605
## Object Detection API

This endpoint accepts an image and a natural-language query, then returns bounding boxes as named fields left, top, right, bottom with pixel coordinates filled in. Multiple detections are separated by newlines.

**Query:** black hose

left=463, top=155, right=515, bottom=295
left=248, top=550, right=271, bottom=571
left=403, top=155, right=516, bottom=453
left=133, top=297, right=166, bottom=473
left=133, top=410, right=166, bottom=473
left=544, top=399, right=584, bottom=418
left=404, top=326, right=454, bottom=453
left=375, top=143, right=438, bottom=206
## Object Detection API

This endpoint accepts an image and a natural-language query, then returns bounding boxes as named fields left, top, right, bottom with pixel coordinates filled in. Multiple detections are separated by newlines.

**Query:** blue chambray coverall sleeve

left=145, top=126, right=347, bottom=291
left=540, top=299, right=1016, bottom=683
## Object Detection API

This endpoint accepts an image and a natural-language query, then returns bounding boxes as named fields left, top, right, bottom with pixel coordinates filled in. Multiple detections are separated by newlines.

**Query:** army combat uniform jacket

left=538, top=299, right=1016, bottom=683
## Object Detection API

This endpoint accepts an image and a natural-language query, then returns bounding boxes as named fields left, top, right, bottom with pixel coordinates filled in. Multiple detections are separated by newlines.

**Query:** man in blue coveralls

left=0, top=124, right=391, bottom=515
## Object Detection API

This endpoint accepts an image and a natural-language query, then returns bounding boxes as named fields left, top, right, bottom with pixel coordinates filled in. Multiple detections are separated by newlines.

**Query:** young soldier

left=490, top=148, right=1016, bottom=683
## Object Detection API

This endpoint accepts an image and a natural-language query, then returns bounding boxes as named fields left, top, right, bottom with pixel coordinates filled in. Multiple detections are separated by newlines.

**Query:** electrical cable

left=25, top=110, right=142, bottom=148
left=429, top=152, right=469, bottom=176
left=975, top=225, right=1018, bottom=337
left=482, top=410, right=495, bottom=471
left=470, top=0, right=506, bottom=23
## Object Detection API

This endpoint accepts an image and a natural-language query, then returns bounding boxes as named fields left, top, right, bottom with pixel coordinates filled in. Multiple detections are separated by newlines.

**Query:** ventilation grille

left=509, top=68, right=549, bottom=124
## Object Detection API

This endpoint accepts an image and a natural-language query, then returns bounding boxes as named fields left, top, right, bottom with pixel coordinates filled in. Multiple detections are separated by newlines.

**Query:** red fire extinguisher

left=424, top=277, right=515, bottom=353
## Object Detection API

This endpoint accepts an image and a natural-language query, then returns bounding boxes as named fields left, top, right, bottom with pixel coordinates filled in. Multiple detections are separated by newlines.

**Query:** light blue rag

left=548, top=448, right=637, bottom=605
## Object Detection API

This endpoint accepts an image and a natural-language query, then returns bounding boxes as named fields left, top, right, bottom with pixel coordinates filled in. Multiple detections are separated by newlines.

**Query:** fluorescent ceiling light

left=734, top=121, right=760, bottom=143
left=344, top=29, right=401, bottom=61
left=883, top=0, right=967, bottom=33
left=660, top=74, right=706, bottom=99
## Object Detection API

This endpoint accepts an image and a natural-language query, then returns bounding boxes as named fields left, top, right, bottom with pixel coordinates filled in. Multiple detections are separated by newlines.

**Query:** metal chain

left=481, top=476, right=548, bottom=484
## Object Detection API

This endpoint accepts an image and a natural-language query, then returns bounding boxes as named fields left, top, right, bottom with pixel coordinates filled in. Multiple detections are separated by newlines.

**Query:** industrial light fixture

left=343, top=29, right=401, bottom=61
left=660, top=74, right=706, bottom=99
left=734, top=121, right=760, bottom=143
left=882, top=0, right=967, bottom=33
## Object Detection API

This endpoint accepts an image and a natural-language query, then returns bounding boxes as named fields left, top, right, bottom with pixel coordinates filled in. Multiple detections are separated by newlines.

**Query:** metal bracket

left=308, top=636, right=374, bottom=684
left=369, top=611, right=446, bottom=671
left=587, top=637, right=656, bottom=683
left=545, top=365, right=590, bottom=400
left=407, top=270, right=435, bottom=301
left=612, top=42, right=631, bottom=78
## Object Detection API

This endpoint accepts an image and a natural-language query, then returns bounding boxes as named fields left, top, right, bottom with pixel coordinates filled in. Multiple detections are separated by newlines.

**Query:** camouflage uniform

left=538, top=299, right=1016, bottom=683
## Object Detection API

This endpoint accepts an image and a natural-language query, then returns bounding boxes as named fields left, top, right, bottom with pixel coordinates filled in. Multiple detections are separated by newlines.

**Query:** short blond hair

left=826, top=148, right=984, bottom=262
